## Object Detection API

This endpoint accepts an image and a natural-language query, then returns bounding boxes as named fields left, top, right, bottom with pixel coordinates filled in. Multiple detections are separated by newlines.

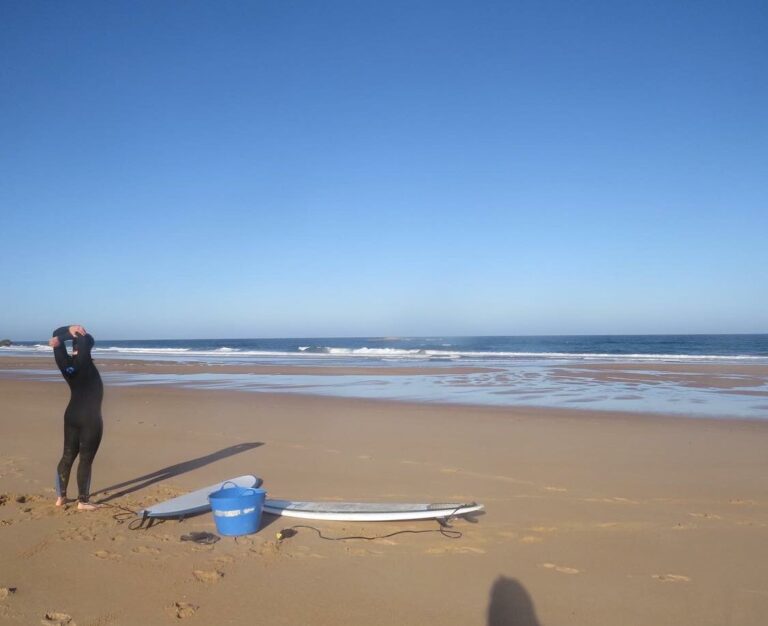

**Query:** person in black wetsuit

left=49, top=324, right=103, bottom=510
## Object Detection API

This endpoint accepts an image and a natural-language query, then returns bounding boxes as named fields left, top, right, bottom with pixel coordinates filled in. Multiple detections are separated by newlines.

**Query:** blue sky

left=2, top=1, right=766, bottom=339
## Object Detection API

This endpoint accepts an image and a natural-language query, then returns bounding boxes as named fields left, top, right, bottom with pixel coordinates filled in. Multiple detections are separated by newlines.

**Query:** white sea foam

left=97, top=348, right=306, bottom=358
left=327, top=347, right=423, bottom=356
left=292, top=347, right=764, bottom=361
left=101, top=347, right=192, bottom=354
left=448, top=351, right=764, bottom=361
left=1, top=344, right=764, bottom=363
left=0, top=344, right=52, bottom=353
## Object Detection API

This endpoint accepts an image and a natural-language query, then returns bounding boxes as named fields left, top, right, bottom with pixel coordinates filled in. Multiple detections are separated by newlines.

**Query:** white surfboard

left=139, top=475, right=262, bottom=519
left=262, top=500, right=484, bottom=522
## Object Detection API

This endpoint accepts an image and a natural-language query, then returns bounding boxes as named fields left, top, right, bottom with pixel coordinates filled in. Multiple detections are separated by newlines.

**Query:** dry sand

left=2, top=366, right=768, bottom=625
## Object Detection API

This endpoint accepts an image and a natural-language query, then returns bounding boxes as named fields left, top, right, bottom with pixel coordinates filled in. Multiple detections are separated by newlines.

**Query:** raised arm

left=52, top=326, right=75, bottom=341
left=50, top=326, right=74, bottom=374
left=73, top=333, right=95, bottom=369
left=49, top=325, right=89, bottom=375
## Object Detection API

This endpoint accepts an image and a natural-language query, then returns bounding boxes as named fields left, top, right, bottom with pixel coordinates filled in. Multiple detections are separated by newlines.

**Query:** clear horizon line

left=8, top=331, right=768, bottom=342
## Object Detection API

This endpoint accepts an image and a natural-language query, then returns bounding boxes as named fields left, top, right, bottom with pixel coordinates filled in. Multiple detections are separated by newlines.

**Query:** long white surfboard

left=262, top=500, right=484, bottom=522
left=139, top=475, right=262, bottom=519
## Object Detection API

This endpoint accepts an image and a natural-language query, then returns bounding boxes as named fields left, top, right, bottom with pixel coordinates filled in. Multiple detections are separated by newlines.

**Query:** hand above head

left=49, top=336, right=61, bottom=348
left=69, top=325, right=87, bottom=337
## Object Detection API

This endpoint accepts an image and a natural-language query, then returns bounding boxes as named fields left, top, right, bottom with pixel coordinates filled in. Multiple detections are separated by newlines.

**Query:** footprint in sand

left=583, top=497, right=639, bottom=505
left=18, top=539, right=50, bottom=559
left=286, top=545, right=315, bottom=559
left=652, top=574, right=690, bottom=583
left=215, top=555, right=235, bottom=565
left=86, top=612, right=117, bottom=626
left=540, top=563, right=580, bottom=575
left=131, top=545, right=161, bottom=555
left=282, top=549, right=326, bottom=560
left=426, top=546, right=486, bottom=556
left=520, top=536, right=544, bottom=544
left=248, top=543, right=273, bottom=557
left=41, top=612, right=74, bottom=625
left=192, top=544, right=216, bottom=552
left=0, top=458, right=22, bottom=479
left=1, top=587, right=18, bottom=600
left=345, top=547, right=382, bottom=557
left=497, top=530, right=518, bottom=540
left=169, top=602, right=198, bottom=619
left=58, top=528, right=97, bottom=542
left=15, top=494, right=44, bottom=506
left=735, top=521, right=768, bottom=528
left=93, top=550, right=121, bottom=561
left=193, top=569, right=223, bottom=584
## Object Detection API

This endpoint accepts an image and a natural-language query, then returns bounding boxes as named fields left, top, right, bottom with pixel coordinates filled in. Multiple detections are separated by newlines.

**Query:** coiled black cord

left=276, top=523, right=462, bottom=543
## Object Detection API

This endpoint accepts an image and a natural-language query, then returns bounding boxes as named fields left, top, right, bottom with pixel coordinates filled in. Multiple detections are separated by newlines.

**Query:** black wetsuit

left=52, top=326, right=103, bottom=503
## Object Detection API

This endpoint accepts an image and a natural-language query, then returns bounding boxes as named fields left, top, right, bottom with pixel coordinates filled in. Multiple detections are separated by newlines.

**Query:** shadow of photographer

left=488, top=576, right=541, bottom=626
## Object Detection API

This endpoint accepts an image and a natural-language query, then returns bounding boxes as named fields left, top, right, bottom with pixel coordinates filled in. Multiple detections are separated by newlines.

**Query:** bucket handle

left=218, top=482, right=260, bottom=497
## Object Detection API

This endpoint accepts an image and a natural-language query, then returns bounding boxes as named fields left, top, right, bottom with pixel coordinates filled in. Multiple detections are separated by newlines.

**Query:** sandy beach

left=5, top=0, right=767, bottom=623
left=2, top=363, right=768, bottom=625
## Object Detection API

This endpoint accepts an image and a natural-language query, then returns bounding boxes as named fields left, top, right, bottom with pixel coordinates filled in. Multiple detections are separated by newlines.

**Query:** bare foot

left=77, top=501, right=100, bottom=511
left=55, top=496, right=68, bottom=507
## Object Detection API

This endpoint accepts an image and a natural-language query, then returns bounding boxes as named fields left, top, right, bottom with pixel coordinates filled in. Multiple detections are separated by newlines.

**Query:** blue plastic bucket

left=208, top=484, right=266, bottom=536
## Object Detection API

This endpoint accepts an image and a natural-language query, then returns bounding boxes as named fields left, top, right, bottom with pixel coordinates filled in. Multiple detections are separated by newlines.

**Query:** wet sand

left=555, top=362, right=768, bottom=391
left=0, top=355, right=496, bottom=376
left=2, top=372, right=768, bottom=625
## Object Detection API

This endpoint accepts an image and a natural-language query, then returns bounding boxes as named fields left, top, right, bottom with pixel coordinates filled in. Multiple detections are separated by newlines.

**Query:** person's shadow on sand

left=93, top=442, right=263, bottom=503
left=487, top=576, right=541, bottom=626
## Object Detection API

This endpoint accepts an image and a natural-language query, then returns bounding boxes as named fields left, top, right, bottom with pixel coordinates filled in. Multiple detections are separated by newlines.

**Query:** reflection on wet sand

left=1, top=356, right=767, bottom=419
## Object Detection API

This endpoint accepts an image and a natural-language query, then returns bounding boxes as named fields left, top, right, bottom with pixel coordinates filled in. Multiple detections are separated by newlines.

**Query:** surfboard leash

left=275, top=524, right=463, bottom=544
left=97, top=501, right=166, bottom=531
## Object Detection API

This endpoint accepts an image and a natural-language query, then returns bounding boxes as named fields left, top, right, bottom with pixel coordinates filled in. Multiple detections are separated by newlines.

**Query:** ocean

left=4, top=334, right=768, bottom=364
left=3, top=335, right=768, bottom=419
